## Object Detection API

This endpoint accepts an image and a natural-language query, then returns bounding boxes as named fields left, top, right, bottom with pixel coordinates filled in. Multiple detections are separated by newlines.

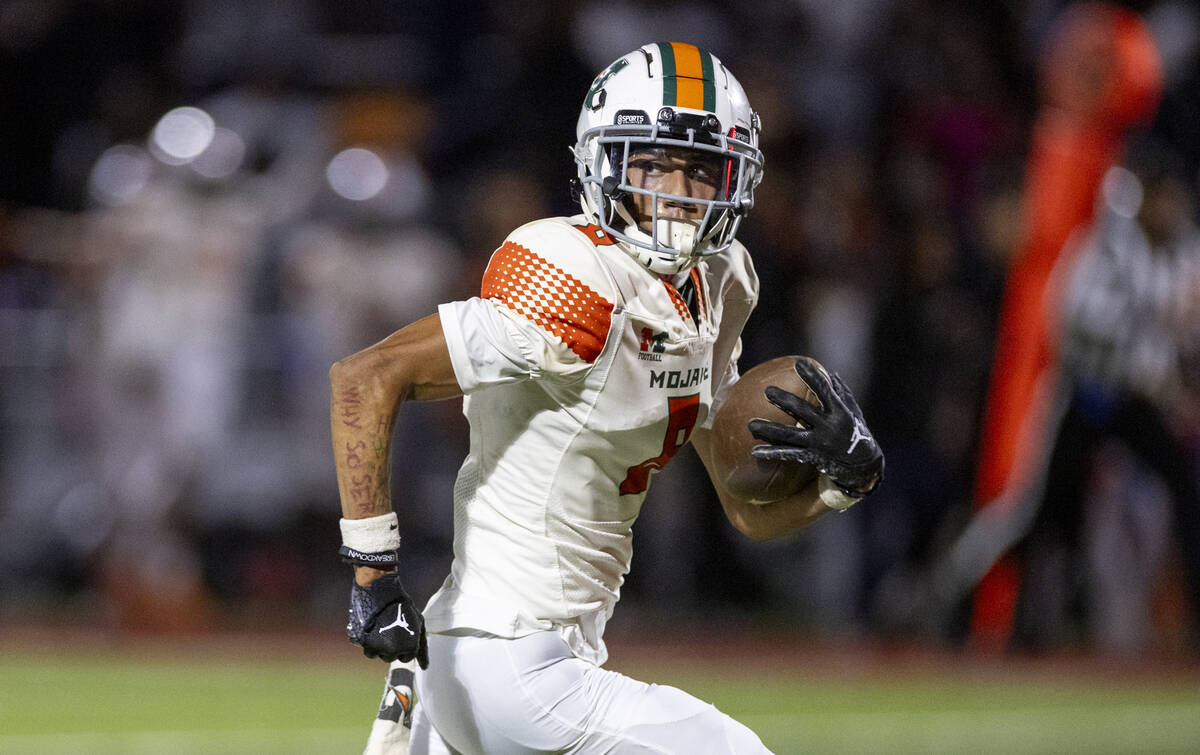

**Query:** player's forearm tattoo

left=337, top=386, right=364, bottom=430
left=371, top=418, right=391, bottom=458
left=349, top=472, right=374, bottom=505
left=342, top=435, right=385, bottom=517
left=336, top=399, right=401, bottom=517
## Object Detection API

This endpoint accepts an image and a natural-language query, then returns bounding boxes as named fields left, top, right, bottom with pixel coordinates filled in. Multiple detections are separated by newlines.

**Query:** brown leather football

left=710, top=355, right=827, bottom=504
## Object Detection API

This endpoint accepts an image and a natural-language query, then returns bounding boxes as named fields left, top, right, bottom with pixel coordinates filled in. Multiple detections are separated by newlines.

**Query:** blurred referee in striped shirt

left=1014, top=136, right=1200, bottom=651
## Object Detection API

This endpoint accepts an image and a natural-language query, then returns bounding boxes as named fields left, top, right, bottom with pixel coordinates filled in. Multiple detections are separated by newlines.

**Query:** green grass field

left=2, top=636, right=1199, bottom=754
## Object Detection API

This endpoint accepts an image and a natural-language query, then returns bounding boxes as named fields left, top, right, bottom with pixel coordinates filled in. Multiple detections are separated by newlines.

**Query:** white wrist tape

left=818, top=475, right=862, bottom=512
left=340, top=512, right=401, bottom=553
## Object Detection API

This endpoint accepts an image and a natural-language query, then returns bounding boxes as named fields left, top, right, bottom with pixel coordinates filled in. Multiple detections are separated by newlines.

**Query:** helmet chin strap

left=656, top=218, right=698, bottom=257
left=612, top=201, right=702, bottom=256
left=618, top=219, right=703, bottom=275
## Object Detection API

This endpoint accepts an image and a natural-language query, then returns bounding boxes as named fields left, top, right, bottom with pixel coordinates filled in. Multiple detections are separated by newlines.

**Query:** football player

left=331, top=42, right=883, bottom=754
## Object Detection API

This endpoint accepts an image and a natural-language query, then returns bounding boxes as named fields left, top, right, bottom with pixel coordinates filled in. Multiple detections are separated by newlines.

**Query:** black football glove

left=747, top=358, right=884, bottom=496
left=347, top=570, right=429, bottom=668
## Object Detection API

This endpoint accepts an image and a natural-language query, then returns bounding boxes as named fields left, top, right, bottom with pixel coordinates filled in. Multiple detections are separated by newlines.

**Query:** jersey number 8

left=619, top=394, right=700, bottom=495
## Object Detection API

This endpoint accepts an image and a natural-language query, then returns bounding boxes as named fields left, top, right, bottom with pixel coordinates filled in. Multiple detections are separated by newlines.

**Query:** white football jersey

left=425, top=214, right=758, bottom=664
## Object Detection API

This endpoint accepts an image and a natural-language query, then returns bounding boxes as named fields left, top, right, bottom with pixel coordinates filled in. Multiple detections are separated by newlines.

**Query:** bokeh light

left=87, top=144, right=153, bottom=206
left=325, top=146, right=389, bottom=201
left=191, top=126, right=246, bottom=180
left=150, top=106, right=216, bottom=165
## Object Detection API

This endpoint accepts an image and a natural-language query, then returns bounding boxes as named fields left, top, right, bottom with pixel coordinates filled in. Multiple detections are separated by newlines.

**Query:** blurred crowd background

left=2, top=0, right=1199, bottom=657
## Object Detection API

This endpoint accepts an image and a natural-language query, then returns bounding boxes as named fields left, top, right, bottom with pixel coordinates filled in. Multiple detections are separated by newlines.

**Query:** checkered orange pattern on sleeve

left=481, top=241, right=613, bottom=363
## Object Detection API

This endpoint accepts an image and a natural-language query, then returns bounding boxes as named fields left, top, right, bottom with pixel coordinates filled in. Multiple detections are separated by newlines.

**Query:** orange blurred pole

left=969, top=3, right=1162, bottom=650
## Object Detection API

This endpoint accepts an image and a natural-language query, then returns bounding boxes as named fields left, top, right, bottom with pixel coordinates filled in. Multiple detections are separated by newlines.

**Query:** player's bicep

left=336, top=313, right=461, bottom=402
left=387, top=314, right=461, bottom=401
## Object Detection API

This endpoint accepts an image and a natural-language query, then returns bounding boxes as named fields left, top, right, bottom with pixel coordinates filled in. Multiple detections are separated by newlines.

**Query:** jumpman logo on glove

left=847, top=416, right=870, bottom=455
left=380, top=610, right=414, bottom=635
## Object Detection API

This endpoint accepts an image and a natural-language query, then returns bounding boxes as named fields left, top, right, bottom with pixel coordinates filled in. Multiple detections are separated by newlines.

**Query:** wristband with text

left=339, top=512, right=401, bottom=567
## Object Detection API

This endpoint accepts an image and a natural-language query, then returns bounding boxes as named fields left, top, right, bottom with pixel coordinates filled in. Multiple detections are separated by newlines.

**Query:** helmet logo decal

left=585, top=58, right=630, bottom=111
left=614, top=110, right=649, bottom=125
left=656, top=42, right=715, bottom=112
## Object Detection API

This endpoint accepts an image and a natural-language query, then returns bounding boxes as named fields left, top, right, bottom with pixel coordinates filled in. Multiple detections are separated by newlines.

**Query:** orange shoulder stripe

left=571, top=222, right=618, bottom=246
left=481, top=241, right=613, bottom=363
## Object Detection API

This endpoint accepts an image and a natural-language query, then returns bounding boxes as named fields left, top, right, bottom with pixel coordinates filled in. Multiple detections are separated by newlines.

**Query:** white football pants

left=409, top=630, right=773, bottom=754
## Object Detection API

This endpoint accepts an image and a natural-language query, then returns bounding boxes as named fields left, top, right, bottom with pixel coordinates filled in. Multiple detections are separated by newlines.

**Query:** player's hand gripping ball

left=348, top=571, right=429, bottom=668
left=710, top=356, right=827, bottom=503
left=748, top=357, right=884, bottom=498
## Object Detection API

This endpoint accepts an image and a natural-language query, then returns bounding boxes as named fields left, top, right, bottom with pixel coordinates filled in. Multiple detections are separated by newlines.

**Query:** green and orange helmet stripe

left=656, top=42, right=716, bottom=112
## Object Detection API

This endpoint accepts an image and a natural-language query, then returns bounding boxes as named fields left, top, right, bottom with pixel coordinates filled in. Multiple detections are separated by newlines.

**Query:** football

left=709, top=355, right=827, bottom=504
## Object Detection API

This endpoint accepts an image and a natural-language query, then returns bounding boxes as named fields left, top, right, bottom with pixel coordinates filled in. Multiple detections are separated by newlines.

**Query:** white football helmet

left=573, top=42, right=764, bottom=275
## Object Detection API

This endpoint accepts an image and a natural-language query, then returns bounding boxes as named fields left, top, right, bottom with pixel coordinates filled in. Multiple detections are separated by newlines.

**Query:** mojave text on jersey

left=649, top=367, right=709, bottom=389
